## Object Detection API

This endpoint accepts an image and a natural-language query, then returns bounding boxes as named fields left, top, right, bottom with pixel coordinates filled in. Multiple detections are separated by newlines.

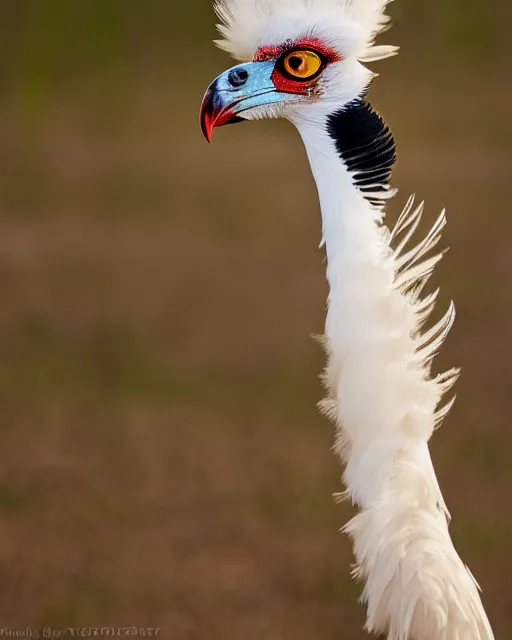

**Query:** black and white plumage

left=200, top=1, right=495, bottom=638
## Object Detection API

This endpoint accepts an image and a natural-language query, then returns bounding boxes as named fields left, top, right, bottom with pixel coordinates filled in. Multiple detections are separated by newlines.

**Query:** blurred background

left=0, top=0, right=510, bottom=638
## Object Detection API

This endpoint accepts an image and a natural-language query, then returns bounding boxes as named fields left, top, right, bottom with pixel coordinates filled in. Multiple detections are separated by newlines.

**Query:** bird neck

left=294, top=100, right=396, bottom=358
left=291, top=97, right=494, bottom=640
left=293, top=101, right=414, bottom=507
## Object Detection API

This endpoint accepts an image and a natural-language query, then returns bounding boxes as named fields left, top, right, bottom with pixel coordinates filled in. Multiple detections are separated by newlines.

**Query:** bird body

left=200, top=1, right=495, bottom=638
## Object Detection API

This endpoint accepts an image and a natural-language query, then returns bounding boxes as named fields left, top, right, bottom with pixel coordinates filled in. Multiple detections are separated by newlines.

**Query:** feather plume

left=214, top=0, right=398, bottom=62
left=317, top=195, right=495, bottom=638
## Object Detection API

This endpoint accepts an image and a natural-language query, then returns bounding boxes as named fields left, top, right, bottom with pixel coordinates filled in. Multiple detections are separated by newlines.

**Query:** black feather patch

left=326, top=100, right=396, bottom=203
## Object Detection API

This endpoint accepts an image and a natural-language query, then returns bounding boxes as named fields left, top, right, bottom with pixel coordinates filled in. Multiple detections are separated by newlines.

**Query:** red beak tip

left=200, top=111, right=214, bottom=143
left=200, top=89, right=238, bottom=143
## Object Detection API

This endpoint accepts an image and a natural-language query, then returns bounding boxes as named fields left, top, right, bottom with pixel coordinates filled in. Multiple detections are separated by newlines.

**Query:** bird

left=199, top=1, right=495, bottom=638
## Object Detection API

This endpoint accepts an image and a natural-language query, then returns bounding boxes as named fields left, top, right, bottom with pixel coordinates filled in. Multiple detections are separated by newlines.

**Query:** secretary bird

left=199, top=1, right=494, bottom=638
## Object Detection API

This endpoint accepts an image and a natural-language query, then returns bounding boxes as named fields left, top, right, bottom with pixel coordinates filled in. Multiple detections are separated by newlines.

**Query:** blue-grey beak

left=200, top=61, right=285, bottom=142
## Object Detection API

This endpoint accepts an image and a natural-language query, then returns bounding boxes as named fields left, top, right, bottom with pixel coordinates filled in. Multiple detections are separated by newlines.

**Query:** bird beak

left=199, top=82, right=246, bottom=143
left=200, top=61, right=281, bottom=142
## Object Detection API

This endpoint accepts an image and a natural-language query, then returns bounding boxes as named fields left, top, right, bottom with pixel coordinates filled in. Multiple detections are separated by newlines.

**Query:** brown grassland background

left=0, top=0, right=511, bottom=638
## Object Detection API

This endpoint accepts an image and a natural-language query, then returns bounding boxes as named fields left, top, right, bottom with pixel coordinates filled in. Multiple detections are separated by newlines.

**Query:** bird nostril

left=228, top=69, right=249, bottom=88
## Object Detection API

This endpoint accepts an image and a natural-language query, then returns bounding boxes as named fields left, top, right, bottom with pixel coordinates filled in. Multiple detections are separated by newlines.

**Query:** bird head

left=200, top=0, right=398, bottom=141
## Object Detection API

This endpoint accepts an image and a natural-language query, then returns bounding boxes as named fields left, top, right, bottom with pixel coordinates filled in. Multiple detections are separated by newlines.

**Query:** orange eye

left=282, top=50, right=323, bottom=79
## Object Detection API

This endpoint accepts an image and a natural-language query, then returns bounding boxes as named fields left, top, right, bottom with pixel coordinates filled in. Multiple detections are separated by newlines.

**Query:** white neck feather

left=298, top=119, right=417, bottom=507
left=293, top=116, right=495, bottom=640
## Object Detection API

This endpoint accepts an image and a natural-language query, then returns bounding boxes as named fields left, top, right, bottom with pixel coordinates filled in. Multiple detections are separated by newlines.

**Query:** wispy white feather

left=214, top=0, right=398, bottom=62
left=315, top=192, right=495, bottom=639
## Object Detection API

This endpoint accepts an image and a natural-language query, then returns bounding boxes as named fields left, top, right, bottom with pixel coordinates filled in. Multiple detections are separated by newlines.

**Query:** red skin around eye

left=253, top=38, right=341, bottom=63
left=253, top=44, right=286, bottom=62
left=253, top=37, right=342, bottom=95
left=269, top=69, right=312, bottom=95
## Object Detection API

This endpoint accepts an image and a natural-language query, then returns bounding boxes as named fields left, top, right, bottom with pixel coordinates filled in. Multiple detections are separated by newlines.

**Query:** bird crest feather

left=214, top=0, right=398, bottom=62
